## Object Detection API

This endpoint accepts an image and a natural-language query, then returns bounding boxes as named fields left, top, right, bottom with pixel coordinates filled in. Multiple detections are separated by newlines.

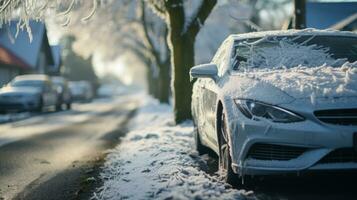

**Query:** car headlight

left=234, top=99, right=304, bottom=123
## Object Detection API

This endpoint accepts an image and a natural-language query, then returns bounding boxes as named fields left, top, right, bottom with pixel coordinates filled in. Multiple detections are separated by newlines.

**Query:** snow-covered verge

left=92, top=97, right=253, bottom=200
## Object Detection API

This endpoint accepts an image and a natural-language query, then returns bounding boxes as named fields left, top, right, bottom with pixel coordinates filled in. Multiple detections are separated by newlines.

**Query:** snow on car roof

left=228, top=28, right=357, bottom=41
left=14, top=74, right=49, bottom=81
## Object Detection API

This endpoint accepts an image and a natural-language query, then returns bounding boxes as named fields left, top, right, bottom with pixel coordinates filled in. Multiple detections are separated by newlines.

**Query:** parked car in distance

left=68, top=81, right=94, bottom=102
left=51, top=76, right=72, bottom=110
left=0, top=74, right=58, bottom=113
left=190, top=29, right=357, bottom=184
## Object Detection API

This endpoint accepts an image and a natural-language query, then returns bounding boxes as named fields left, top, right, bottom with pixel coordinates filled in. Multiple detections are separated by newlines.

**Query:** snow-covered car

left=190, top=29, right=357, bottom=184
left=0, top=75, right=58, bottom=113
left=51, top=76, right=72, bottom=110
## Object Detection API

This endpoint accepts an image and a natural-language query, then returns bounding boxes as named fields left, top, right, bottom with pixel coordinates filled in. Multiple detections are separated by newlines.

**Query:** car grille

left=246, top=143, right=308, bottom=161
left=318, top=148, right=357, bottom=164
left=314, top=109, right=357, bottom=125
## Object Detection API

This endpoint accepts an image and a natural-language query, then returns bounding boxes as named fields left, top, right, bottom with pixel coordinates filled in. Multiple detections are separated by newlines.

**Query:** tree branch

left=164, top=0, right=185, bottom=38
left=146, top=0, right=166, bottom=18
left=140, top=1, right=162, bottom=68
left=186, top=0, right=217, bottom=37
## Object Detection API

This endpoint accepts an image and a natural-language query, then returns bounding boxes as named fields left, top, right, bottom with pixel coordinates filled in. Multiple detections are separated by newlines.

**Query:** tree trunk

left=146, top=68, right=156, bottom=96
left=158, top=63, right=170, bottom=103
left=170, top=34, right=195, bottom=123
left=163, top=0, right=216, bottom=124
left=294, top=0, right=306, bottom=29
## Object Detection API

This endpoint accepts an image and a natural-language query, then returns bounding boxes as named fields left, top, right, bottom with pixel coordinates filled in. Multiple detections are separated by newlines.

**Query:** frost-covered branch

left=186, top=0, right=216, bottom=37
left=140, top=0, right=163, bottom=69
left=145, top=0, right=166, bottom=18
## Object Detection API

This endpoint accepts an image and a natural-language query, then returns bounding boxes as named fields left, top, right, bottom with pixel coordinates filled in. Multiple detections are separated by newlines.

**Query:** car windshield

left=232, top=35, right=357, bottom=71
left=11, top=80, right=44, bottom=89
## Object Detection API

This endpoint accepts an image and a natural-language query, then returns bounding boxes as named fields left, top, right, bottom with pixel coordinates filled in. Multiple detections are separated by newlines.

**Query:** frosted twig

left=57, top=0, right=75, bottom=16
left=0, top=0, right=12, bottom=13
left=61, top=16, right=71, bottom=27
left=82, top=0, right=97, bottom=22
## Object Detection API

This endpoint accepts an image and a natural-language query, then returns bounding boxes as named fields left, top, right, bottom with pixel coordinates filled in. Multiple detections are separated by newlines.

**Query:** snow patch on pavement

left=93, top=97, right=251, bottom=200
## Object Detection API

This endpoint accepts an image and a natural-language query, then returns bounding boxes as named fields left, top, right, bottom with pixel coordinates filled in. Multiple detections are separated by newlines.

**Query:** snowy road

left=0, top=95, right=139, bottom=200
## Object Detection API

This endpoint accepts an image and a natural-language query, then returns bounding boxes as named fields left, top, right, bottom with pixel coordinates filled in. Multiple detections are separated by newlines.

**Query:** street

left=0, top=95, right=138, bottom=200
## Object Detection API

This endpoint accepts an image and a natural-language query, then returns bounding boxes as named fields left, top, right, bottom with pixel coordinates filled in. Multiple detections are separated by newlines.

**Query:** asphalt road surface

left=0, top=95, right=138, bottom=200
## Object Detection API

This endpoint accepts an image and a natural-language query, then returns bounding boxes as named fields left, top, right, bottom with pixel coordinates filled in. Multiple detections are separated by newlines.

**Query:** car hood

left=0, top=87, right=41, bottom=96
left=220, top=75, right=295, bottom=105
left=232, top=65, right=357, bottom=101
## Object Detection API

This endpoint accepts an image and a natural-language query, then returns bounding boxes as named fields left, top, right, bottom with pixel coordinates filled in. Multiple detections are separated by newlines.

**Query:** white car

left=190, top=29, right=357, bottom=184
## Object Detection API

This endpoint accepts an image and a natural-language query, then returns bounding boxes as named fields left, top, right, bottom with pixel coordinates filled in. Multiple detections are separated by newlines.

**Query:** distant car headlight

left=234, top=99, right=304, bottom=123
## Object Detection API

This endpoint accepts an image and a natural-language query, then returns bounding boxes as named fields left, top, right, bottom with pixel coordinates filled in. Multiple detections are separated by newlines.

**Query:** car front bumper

left=227, top=100, right=357, bottom=175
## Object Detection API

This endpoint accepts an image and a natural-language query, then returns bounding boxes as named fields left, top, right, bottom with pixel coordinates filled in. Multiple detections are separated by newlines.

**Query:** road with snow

left=0, top=95, right=139, bottom=200
left=1, top=93, right=357, bottom=200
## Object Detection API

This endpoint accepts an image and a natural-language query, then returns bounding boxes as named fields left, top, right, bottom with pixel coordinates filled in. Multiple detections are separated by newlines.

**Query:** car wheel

left=218, top=111, right=239, bottom=186
left=193, top=120, right=208, bottom=155
left=36, top=98, right=44, bottom=113
left=56, top=103, right=62, bottom=111
left=66, top=103, right=71, bottom=110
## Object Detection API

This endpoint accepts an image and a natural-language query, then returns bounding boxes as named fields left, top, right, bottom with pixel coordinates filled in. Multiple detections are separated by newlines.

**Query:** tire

left=56, top=103, right=62, bottom=111
left=218, top=110, right=239, bottom=186
left=66, top=103, right=71, bottom=110
left=36, top=98, right=44, bottom=113
left=193, top=121, right=208, bottom=155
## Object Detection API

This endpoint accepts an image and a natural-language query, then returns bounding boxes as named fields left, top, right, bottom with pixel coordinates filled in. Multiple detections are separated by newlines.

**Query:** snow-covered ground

left=93, top=96, right=254, bottom=200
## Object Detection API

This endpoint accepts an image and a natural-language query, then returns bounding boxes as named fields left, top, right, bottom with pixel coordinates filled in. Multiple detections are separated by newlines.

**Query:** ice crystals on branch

left=0, top=0, right=99, bottom=40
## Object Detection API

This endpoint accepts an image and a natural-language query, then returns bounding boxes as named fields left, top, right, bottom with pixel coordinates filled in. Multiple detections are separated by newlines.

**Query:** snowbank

left=92, top=97, right=251, bottom=200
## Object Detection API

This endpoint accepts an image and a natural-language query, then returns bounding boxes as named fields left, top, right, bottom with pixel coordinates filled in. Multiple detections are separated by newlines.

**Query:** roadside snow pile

left=93, top=98, right=251, bottom=200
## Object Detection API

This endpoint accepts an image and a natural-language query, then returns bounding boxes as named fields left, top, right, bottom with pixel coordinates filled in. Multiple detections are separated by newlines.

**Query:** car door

left=48, top=82, right=58, bottom=106
left=43, top=81, right=56, bottom=106
left=200, top=41, right=230, bottom=145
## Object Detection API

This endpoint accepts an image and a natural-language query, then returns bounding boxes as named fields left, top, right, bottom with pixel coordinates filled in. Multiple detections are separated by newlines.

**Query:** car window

left=11, top=80, right=44, bottom=89
left=232, top=35, right=357, bottom=71
left=212, top=40, right=231, bottom=77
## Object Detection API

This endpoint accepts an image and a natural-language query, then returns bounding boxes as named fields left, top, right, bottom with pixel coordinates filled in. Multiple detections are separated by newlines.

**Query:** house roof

left=306, top=2, right=357, bottom=29
left=0, top=20, right=54, bottom=69
left=0, top=46, right=28, bottom=69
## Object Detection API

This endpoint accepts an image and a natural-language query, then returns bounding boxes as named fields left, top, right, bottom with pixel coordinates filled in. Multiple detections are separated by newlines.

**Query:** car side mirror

left=190, top=63, right=218, bottom=81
